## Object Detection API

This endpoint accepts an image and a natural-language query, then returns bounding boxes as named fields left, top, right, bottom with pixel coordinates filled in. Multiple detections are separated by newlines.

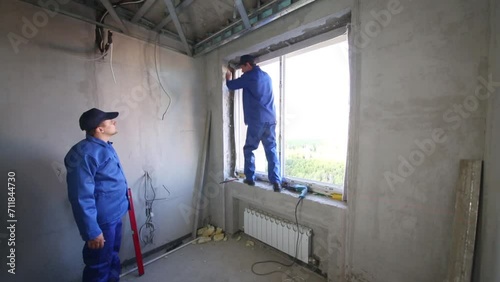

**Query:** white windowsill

left=233, top=179, right=348, bottom=209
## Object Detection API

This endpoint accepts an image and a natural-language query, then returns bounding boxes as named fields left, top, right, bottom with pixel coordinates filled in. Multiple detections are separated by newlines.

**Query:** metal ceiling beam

left=194, top=0, right=317, bottom=56
left=113, top=6, right=192, bottom=44
left=17, top=0, right=189, bottom=55
left=98, top=0, right=129, bottom=33
left=163, top=0, right=192, bottom=56
left=154, top=0, right=195, bottom=32
left=234, top=0, right=251, bottom=29
left=132, top=0, right=158, bottom=23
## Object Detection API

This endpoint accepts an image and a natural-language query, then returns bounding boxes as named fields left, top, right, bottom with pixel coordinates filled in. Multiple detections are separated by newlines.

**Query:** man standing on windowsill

left=226, top=54, right=282, bottom=192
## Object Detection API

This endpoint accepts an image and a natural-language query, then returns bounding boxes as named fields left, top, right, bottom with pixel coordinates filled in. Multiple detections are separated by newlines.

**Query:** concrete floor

left=121, top=233, right=326, bottom=282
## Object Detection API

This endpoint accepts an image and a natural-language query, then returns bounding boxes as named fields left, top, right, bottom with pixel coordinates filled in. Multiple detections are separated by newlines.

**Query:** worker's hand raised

left=87, top=233, right=105, bottom=249
left=226, top=69, right=233, bottom=80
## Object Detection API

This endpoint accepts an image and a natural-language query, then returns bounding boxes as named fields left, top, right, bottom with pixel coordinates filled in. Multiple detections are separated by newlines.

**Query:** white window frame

left=233, top=33, right=351, bottom=198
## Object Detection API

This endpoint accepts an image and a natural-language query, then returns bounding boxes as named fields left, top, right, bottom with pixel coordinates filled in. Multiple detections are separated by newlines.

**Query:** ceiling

left=18, top=0, right=348, bottom=58
left=72, top=0, right=269, bottom=40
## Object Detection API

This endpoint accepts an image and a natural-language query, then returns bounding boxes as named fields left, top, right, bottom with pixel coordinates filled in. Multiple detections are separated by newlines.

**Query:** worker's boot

left=243, top=179, right=255, bottom=186
left=273, top=182, right=282, bottom=192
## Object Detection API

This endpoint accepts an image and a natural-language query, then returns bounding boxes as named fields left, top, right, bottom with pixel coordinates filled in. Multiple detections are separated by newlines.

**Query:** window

left=234, top=35, right=350, bottom=196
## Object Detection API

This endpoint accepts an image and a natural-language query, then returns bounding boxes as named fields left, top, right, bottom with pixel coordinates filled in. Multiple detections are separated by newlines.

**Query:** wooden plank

left=447, top=160, right=482, bottom=282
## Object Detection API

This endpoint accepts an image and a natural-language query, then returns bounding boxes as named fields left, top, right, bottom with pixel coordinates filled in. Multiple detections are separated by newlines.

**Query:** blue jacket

left=64, top=135, right=129, bottom=241
left=226, top=66, right=276, bottom=125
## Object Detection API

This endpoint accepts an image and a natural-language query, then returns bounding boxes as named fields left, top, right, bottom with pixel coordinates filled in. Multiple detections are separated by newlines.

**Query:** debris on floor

left=202, top=225, right=215, bottom=237
left=213, top=233, right=225, bottom=241
left=194, top=224, right=226, bottom=244
left=197, top=236, right=212, bottom=244
left=245, top=240, right=254, bottom=247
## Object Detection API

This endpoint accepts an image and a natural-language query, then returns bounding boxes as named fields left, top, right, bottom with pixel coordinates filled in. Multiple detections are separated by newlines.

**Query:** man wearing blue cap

left=226, top=54, right=282, bottom=192
left=64, top=108, right=129, bottom=282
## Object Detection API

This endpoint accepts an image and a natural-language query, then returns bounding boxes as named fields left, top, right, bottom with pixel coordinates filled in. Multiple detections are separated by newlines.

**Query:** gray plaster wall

left=475, top=0, right=500, bottom=280
left=0, top=1, right=206, bottom=281
left=203, top=0, right=490, bottom=281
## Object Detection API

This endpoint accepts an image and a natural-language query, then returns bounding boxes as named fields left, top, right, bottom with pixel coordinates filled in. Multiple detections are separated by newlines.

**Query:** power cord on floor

left=250, top=197, right=304, bottom=282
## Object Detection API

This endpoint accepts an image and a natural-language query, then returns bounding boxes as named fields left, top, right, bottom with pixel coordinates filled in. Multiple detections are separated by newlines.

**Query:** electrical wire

left=95, top=0, right=172, bottom=119
left=250, top=197, right=305, bottom=281
left=110, top=43, right=117, bottom=84
left=139, top=171, right=155, bottom=245
left=96, top=0, right=145, bottom=51
left=95, top=1, right=144, bottom=82
left=99, top=0, right=145, bottom=23
left=154, top=32, right=172, bottom=120
left=139, top=171, right=171, bottom=245
left=73, top=51, right=109, bottom=61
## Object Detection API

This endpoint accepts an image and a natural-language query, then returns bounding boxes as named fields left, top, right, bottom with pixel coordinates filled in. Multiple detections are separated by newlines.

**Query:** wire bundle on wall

left=95, top=1, right=145, bottom=84
left=93, top=1, right=173, bottom=117
left=95, top=0, right=144, bottom=53
left=139, top=171, right=171, bottom=246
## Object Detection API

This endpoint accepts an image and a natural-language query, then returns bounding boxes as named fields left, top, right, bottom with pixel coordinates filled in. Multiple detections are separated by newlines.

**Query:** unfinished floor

left=121, top=233, right=326, bottom=282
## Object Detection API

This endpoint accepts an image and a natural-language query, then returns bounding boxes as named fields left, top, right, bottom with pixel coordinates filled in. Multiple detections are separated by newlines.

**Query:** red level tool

left=127, top=188, right=145, bottom=276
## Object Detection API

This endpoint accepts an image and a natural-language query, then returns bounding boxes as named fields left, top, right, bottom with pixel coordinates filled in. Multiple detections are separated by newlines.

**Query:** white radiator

left=243, top=208, right=312, bottom=264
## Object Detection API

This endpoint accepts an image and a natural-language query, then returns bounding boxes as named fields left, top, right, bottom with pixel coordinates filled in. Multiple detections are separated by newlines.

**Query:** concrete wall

left=475, top=0, right=500, bottom=280
left=204, top=0, right=490, bottom=281
left=0, top=1, right=206, bottom=281
left=0, top=0, right=494, bottom=281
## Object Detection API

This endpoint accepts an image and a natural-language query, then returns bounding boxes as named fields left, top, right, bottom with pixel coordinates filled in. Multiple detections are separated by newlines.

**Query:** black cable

left=250, top=197, right=304, bottom=281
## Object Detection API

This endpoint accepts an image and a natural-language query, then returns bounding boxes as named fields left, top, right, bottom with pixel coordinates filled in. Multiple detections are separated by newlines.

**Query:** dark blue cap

left=238, top=54, right=255, bottom=66
left=79, top=108, right=119, bottom=131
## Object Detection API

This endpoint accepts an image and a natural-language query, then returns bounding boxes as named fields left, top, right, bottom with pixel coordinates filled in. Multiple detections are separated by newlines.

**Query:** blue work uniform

left=65, top=134, right=129, bottom=282
left=226, top=66, right=281, bottom=184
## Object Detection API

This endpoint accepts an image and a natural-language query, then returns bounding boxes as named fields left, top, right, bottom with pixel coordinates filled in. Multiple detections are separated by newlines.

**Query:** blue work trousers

left=82, top=219, right=122, bottom=282
left=244, top=122, right=281, bottom=184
